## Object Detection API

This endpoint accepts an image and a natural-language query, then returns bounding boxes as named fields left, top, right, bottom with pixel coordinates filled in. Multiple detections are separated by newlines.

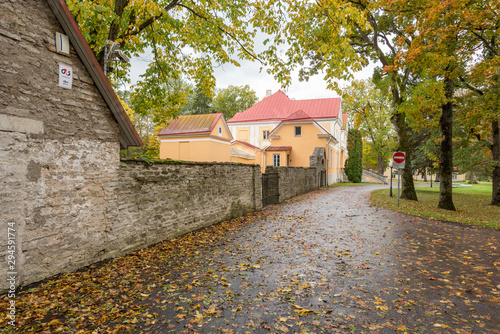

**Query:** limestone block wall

left=112, top=160, right=262, bottom=256
left=0, top=0, right=264, bottom=292
left=0, top=0, right=122, bottom=290
left=265, top=166, right=319, bottom=202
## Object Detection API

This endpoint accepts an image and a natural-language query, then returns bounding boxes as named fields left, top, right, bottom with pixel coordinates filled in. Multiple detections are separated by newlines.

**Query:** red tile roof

left=266, top=146, right=292, bottom=151
left=158, top=113, right=223, bottom=136
left=227, top=90, right=341, bottom=123
left=231, top=140, right=262, bottom=150
left=268, top=110, right=332, bottom=138
left=284, top=110, right=313, bottom=122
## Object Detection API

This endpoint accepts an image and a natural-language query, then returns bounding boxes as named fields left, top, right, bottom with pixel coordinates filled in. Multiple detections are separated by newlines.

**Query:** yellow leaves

left=205, top=307, right=217, bottom=315
left=193, top=310, right=205, bottom=322
left=117, top=95, right=134, bottom=122
left=376, top=305, right=389, bottom=311
left=292, top=303, right=316, bottom=315
left=48, top=319, right=63, bottom=327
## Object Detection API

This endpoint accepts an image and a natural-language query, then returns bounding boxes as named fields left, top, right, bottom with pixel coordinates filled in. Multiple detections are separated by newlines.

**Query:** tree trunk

left=491, top=120, right=500, bottom=206
left=377, top=154, right=384, bottom=175
left=423, top=169, right=428, bottom=182
left=438, top=76, right=456, bottom=210
left=393, top=111, right=418, bottom=201
left=469, top=172, right=478, bottom=184
left=389, top=73, right=418, bottom=201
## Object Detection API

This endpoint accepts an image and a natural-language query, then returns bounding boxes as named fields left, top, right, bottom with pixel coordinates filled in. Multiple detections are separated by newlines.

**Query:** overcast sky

left=127, top=51, right=376, bottom=101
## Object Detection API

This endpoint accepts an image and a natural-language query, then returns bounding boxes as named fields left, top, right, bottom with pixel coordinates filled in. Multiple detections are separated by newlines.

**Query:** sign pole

left=392, top=151, right=406, bottom=207
left=397, top=168, right=400, bottom=207
left=390, top=166, right=393, bottom=197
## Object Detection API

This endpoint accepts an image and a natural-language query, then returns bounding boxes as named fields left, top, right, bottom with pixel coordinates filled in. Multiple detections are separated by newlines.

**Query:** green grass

left=370, top=184, right=499, bottom=229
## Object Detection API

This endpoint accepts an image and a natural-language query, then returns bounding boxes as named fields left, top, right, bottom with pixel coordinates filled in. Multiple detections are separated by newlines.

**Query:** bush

left=345, top=129, right=363, bottom=183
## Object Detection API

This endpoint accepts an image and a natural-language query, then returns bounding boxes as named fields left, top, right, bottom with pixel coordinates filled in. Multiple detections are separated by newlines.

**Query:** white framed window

left=294, top=126, right=302, bottom=136
left=218, top=126, right=222, bottom=136
left=452, top=173, right=457, bottom=180
left=262, top=130, right=270, bottom=140
left=273, top=154, right=281, bottom=166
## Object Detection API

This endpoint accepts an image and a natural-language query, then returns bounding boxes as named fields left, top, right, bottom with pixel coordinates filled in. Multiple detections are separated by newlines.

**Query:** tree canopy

left=342, top=80, right=396, bottom=174
left=256, top=0, right=419, bottom=200
left=66, top=0, right=262, bottom=123
left=212, top=85, right=258, bottom=120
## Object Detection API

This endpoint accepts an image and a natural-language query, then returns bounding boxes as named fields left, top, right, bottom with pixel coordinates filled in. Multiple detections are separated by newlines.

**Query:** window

left=452, top=173, right=458, bottom=180
left=294, top=126, right=302, bottom=136
left=273, top=154, right=281, bottom=166
left=262, top=130, right=270, bottom=140
left=218, top=126, right=222, bottom=136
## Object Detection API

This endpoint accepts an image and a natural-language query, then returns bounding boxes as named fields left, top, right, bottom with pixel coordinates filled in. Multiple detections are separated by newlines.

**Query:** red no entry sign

left=393, top=151, right=406, bottom=164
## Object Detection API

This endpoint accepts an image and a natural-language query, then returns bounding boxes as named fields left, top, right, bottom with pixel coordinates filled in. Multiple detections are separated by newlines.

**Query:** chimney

left=266, top=89, right=272, bottom=97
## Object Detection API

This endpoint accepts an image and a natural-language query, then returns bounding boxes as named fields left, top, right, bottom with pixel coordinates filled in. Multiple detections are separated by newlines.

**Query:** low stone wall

left=113, top=159, right=262, bottom=255
left=265, top=166, right=319, bottom=202
left=0, top=157, right=261, bottom=292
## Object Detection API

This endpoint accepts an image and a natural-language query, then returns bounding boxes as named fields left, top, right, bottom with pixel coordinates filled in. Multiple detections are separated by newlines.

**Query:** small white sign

left=393, top=161, right=405, bottom=169
left=58, top=64, right=73, bottom=89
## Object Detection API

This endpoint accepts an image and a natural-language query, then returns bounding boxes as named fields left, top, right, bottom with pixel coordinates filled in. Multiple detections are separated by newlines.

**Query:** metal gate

left=262, top=172, right=279, bottom=207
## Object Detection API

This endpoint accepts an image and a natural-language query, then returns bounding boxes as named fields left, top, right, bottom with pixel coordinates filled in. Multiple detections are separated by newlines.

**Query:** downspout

left=262, top=146, right=268, bottom=173
left=326, top=136, right=333, bottom=186
left=338, top=128, right=341, bottom=183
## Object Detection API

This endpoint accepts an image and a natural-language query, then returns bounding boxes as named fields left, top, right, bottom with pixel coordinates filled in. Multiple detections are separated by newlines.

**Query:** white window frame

left=273, top=154, right=281, bottom=167
left=294, top=126, right=302, bottom=137
left=262, top=130, right=270, bottom=140
left=218, top=126, right=222, bottom=136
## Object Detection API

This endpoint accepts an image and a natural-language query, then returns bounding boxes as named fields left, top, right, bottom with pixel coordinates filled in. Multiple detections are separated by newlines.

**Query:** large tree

left=391, top=0, right=499, bottom=208
left=342, top=80, right=396, bottom=175
left=66, top=0, right=262, bottom=122
left=257, top=0, right=419, bottom=200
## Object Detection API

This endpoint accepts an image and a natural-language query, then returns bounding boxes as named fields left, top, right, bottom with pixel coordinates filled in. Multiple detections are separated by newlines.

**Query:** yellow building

left=227, top=91, right=348, bottom=184
left=230, top=140, right=264, bottom=170
left=158, top=113, right=233, bottom=162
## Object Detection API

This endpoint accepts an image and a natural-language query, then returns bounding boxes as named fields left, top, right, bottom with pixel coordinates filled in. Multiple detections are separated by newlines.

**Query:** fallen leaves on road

left=1, top=187, right=499, bottom=333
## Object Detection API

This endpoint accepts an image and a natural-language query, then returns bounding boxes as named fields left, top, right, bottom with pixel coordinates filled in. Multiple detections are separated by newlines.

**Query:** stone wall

left=0, top=0, right=122, bottom=291
left=265, top=166, right=319, bottom=202
left=112, top=160, right=262, bottom=256
left=0, top=0, right=312, bottom=293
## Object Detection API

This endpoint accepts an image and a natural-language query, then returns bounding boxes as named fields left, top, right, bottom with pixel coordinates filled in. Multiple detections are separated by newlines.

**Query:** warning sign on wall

left=58, top=64, right=73, bottom=89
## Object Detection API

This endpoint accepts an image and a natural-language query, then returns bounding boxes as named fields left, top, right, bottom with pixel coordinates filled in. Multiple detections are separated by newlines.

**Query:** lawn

left=370, top=183, right=499, bottom=229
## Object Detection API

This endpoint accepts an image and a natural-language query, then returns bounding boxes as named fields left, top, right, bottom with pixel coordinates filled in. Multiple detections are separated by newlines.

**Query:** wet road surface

left=6, top=185, right=499, bottom=333
left=138, top=185, right=500, bottom=333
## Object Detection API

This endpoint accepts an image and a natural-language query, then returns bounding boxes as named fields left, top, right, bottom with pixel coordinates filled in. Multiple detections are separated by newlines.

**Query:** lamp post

left=430, top=172, right=433, bottom=188
left=103, top=40, right=130, bottom=77
left=389, top=161, right=393, bottom=197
